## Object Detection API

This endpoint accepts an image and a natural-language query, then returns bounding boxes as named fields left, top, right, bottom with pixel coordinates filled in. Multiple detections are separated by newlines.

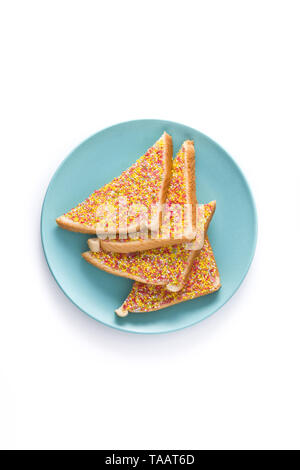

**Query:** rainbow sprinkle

left=87, top=202, right=215, bottom=286
left=64, top=136, right=167, bottom=229
left=110, top=142, right=192, bottom=243
left=120, top=236, right=221, bottom=313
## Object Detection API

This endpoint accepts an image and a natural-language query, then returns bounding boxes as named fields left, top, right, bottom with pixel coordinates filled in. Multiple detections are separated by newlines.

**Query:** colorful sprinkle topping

left=160, top=146, right=189, bottom=239
left=87, top=202, right=215, bottom=286
left=121, top=236, right=220, bottom=313
left=64, top=136, right=167, bottom=229
left=110, top=143, right=192, bottom=243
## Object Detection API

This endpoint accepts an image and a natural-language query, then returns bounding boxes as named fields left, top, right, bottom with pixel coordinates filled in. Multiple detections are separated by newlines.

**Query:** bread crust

left=82, top=251, right=167, bottom=285
left=153, top=131, right=173, bottom=232
left=183, top=140, right=197, bottom=235
left=56, top=132, right=173, bottom=234
left=100, top=140, right=196, bottom=253
left=56, top=215, right=97, bottom=233
left=116, top=275, right=221, bottom=317
left=99, top=235, right=193, bottom=253
left=166, top=200, right=216, bottom=292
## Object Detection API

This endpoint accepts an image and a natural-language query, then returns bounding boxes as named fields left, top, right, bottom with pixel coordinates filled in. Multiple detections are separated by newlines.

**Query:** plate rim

left=41, top=119, right=258, bottom=334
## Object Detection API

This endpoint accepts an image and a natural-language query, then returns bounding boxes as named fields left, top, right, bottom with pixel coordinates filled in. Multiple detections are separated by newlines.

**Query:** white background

left=0, top=0, right=299, bottom=450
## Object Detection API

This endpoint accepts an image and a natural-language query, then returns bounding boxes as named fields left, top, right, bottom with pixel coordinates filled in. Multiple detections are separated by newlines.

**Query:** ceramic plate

left=41, top=120, right=257, bottom=333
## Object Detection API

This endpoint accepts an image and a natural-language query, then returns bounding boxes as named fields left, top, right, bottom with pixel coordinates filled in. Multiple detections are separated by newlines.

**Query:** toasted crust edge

left=165, top=200, right=216, bottom=292
left=156, top=131, right=173, bottom=222
left=183, top=140, right=197, bottom=236
left=56, top=216, right=97, bottom=234
left=82, top=251, right=167, bottom=286
left=116, top=277, right=221, bottom=316
left=115, top=279, right=221, bottom=317
left=99, top=234, right=194, bottom=253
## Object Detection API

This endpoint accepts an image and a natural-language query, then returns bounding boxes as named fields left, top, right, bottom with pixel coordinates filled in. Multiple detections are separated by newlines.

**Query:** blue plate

left=41, top=120, right=257, bottom=334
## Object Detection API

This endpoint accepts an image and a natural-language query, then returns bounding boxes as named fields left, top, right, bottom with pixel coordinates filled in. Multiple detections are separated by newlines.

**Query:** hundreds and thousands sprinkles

left=56, top=131, right=221, bottom=316
left=109, top=142, right=192, bottom=244
left=63, top=136, right=167, bottom=229
left=117, top=237, right=220, bottom=315
left=84, top=202, right=216, bottom=290
left=160, top=145, right=188, bottom=239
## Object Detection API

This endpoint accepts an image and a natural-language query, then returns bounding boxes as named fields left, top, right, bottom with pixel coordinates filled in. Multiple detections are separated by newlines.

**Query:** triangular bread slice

left=115, top=236, right=221, bottom=317
left=98, top=140, right=196, bottom=253
left=56, top=132, right=173, bottom=234
left=82, top=202, right=216, bottom=292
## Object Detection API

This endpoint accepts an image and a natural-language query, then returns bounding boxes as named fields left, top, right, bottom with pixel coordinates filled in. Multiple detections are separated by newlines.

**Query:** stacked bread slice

left=56, top=133, right=221, bottom=316
left=83, top=201, right=216, bottom=292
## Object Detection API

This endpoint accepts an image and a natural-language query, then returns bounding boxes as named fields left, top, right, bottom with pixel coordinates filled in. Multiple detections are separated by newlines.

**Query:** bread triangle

left=98, top=140, right=196, bottom=252
left=56, top=132, right=173, bottom=234
left=115, top=236, right=221, bottom=317
left=82, top=201, right=216, bottom=292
